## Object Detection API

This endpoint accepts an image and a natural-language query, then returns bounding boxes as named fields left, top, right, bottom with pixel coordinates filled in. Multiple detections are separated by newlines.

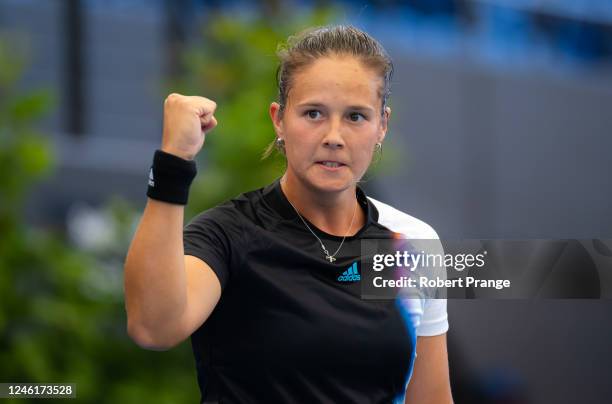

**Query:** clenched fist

left=161, top=93, right=218, bottom=161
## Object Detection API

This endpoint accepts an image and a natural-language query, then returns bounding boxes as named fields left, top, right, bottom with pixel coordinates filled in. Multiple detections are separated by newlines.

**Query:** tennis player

left=124, top=25, right=453, bottom=403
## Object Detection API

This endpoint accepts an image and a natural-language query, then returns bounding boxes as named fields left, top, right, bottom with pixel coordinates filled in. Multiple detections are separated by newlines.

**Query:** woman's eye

left=349, top=112, right=366, bottom=122
left=306, top=110, right=321, bottom=119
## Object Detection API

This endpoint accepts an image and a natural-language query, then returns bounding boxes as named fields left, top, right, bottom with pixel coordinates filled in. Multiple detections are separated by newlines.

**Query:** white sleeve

left=402, top=235, right=449, bottom=336
left=367, top=196, right=450, bottom=336
left=397, top=296, right=448, bottom=336
left=417, top=298, right=449, bottom=336
left=414, top=236, right=449, bottom=336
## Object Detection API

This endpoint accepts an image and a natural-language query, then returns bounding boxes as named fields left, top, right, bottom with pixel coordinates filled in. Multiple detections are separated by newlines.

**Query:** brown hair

left=263, top=24, right=394, bottom=159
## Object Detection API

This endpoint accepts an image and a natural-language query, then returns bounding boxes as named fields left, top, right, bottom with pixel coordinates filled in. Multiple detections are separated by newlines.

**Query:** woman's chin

left=306, top=174, right=354, bottom=194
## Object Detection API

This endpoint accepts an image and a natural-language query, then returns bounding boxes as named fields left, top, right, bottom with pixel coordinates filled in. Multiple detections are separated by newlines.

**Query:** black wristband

left=146, top=150, right=197, bottom=205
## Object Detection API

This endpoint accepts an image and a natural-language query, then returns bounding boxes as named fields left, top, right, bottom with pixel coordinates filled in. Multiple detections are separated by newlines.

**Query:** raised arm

left=123, top=93, right=220, bottom=350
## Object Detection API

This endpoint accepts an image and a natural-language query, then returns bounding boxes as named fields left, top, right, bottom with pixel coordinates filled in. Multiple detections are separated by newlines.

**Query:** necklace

left=285, top=194, right=358, bottom=263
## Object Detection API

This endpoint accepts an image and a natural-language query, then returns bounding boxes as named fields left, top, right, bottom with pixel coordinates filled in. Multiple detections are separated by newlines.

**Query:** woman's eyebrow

left=296, top=102, right=374, bottom=113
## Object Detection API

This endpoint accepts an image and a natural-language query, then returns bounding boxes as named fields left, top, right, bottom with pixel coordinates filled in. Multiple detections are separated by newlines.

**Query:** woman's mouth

left=316, top=161, right=346, bottom=170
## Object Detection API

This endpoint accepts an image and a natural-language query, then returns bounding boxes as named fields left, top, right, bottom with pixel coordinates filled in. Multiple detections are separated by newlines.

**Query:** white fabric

left=368, top=197, right=449, bottom=337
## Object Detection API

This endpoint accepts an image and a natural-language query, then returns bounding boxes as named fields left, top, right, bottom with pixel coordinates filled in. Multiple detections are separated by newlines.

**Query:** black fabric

left=183, top=178, right=416, bottom=403
left=146, top=149, right=197, bottom=205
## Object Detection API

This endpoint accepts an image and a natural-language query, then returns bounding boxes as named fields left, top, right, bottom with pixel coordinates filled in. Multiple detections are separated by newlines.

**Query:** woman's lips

left=316, top=161, right=346, bottom=171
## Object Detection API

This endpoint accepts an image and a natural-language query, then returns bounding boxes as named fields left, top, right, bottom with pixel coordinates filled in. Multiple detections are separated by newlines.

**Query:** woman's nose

left=322, top=120, right=345, bottom=149
left=323, top=139, right=344, bottom=149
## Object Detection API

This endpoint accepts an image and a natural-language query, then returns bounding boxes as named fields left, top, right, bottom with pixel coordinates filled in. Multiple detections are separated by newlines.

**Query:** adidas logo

left=337, top=261, right=360, bottom=282
left=148, top=168, right=155, bottom=187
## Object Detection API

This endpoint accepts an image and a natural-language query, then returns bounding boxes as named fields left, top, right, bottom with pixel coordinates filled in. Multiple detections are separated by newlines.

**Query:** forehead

left=288, top=55, right=382, bottom=107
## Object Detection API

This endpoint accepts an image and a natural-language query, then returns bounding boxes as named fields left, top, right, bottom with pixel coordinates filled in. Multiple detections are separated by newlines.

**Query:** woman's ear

left=269, top=102, right=283, bottom=137
left=379, top=106, right=391, bottom=143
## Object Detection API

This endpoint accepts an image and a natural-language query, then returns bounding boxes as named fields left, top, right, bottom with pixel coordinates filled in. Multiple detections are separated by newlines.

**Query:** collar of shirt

left=261, top=177, right=379, bottom=241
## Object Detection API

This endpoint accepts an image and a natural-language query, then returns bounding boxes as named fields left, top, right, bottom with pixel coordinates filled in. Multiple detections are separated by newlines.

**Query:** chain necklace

left=285, top=194, right=358, bottom=263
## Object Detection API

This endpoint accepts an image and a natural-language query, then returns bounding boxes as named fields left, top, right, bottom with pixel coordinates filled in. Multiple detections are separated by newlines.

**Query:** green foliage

left=0, top=38, right=198, bottom=403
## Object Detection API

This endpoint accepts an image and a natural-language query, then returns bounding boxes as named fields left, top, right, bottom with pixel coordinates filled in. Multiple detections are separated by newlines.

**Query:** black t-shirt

left=183, top=178, right=448, bottom=403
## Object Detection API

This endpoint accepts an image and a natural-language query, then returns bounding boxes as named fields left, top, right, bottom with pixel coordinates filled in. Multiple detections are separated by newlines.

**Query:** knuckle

left=165, top=93, right=181, bottom=105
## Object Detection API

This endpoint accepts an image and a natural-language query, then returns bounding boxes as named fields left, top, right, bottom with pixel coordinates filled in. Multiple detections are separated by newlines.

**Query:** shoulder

left=367, top=196, right=440, bottom=240
left=368, top=196, right=449, bottom=335
left=186, top=200, right=237, bottom=227
left=187, top=184, right=266, bottom=227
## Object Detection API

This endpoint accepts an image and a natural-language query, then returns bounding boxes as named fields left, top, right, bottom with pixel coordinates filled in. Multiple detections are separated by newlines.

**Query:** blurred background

left=1, top=0, right=611, bottom=403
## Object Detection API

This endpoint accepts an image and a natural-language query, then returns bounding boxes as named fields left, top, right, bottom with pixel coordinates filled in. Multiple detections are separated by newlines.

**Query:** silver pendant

left=322, top=245, right=336, bottom=263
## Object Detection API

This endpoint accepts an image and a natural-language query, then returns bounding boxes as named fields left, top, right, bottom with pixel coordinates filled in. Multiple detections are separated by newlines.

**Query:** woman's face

left=270, top=55, right=391, bottom=194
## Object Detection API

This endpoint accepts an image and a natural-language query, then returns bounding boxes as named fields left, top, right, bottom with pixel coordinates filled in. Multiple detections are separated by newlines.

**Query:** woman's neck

left=280, top=173, right=365, bottom=237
